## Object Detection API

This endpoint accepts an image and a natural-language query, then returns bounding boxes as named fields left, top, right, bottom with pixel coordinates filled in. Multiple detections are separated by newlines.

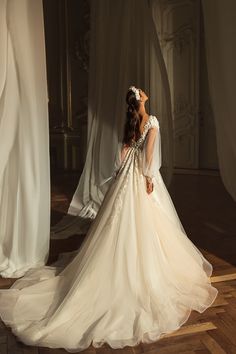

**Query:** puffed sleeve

left=142, top=117, right=161, bottom=179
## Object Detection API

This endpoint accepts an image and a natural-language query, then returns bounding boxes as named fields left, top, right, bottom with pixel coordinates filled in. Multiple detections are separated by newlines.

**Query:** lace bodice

left=131, top=115, right=160, bottom=149
left=100, top=115, right=161, bottom=188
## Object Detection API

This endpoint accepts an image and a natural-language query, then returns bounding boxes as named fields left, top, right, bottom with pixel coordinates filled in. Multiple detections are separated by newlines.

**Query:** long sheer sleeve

left=113, top=142, right=130, bottom=175
left=100, top=142, right=129, bottom=186
left=142, top=119, right=161, bottom=179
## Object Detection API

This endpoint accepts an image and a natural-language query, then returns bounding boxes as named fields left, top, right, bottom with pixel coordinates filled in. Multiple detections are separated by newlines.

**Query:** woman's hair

left=122, top=89, right=141, bottom=145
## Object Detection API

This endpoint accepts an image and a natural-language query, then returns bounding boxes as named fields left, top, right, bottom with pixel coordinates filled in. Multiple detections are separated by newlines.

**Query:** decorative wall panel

left=156, top=0, right=200, bottom=168
left=43, top=0, right=89, bottom=171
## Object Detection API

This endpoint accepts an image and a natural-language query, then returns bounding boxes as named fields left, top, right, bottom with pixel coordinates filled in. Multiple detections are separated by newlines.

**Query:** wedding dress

left=0, top=115, right=218, bottom=352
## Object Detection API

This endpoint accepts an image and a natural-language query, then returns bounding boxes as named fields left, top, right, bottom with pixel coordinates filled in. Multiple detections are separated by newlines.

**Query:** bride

left=0, top=86, right=218, bottom=352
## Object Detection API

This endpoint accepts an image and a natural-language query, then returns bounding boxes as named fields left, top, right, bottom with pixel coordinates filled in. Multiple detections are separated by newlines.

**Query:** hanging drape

left=202, top=0, right=236, bottom=201
left=51, top=0, right=173, bottom=239
left=0, top=0, right=50, bottom=277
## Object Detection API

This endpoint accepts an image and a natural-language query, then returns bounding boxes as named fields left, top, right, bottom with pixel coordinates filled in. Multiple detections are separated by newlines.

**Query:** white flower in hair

left=129, top=86, right=141, bottom=101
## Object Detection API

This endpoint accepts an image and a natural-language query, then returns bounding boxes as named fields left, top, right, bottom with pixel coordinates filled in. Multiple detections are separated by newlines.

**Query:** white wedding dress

left=0, top=115, right=218, bottom=352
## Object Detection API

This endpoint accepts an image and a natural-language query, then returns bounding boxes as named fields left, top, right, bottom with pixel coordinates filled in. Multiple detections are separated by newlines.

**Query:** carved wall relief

left=156, top=0, right=200, bottom=168
left=43, top=0, right=90, bottom=172
left=155, top=0, right=218, bottom=170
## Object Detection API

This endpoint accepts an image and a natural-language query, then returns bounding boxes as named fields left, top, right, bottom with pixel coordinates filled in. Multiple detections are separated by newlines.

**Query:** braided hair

left=122, top=89, right=141, bottom=146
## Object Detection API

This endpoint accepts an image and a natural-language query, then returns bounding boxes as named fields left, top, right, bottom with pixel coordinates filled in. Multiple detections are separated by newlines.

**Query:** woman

left=0, top=86, right=218, bottom=352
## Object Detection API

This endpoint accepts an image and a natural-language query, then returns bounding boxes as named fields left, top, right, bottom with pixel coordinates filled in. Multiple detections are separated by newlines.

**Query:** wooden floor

left=1, top=171, right=236, bottom=354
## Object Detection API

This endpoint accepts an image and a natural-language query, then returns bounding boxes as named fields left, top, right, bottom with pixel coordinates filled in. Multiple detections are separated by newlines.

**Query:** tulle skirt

left=0, top=154, right=218, bottom=352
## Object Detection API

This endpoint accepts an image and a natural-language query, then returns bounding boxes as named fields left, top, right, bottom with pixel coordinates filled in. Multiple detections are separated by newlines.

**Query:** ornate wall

left=43, top=0, right=89, bottom=172
left=154, top=0, right=218, bottom=170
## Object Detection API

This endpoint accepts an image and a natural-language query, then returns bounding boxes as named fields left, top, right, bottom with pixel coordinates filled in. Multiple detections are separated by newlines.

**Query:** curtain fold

left=51, top=0, right=173, bottom=239
left=0, top=0, right=50, bottom=277
left=202, top=0, right=236, bottom=201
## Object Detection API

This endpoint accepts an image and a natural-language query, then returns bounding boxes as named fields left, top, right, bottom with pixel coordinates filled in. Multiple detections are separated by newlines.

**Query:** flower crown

left=129, top=86, right=141, bottom=101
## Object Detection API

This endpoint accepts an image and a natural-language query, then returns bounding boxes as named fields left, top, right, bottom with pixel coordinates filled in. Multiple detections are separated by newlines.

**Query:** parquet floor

left=0, top=171, right=236, bottom=354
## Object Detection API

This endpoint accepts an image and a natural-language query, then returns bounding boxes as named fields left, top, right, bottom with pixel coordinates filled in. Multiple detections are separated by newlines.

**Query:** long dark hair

left=122, top=89, right=141, bottom=145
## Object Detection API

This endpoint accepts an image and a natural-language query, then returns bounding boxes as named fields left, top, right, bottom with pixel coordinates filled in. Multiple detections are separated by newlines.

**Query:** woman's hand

left=145, top=176, right=154, bottom=194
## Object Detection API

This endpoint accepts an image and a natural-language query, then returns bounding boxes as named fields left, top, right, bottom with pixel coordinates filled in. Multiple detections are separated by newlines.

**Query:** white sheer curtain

left=52, top=0, right=173, bottom=239
left=202, top=0, right=236, bottom=201
left=0, top=0, right=50, bottom=277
